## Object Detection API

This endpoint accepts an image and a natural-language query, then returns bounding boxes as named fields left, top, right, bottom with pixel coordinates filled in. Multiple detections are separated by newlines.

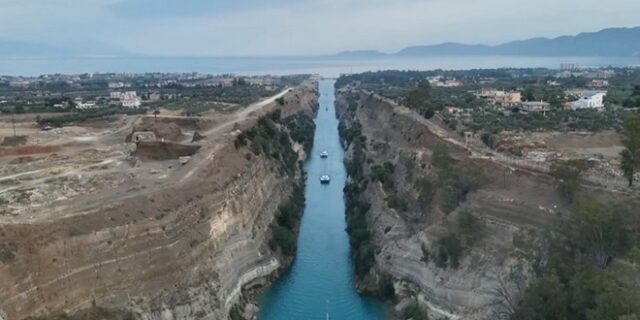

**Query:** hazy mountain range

left=1, top=27, right=639, bottom=58
left=332, top=27, right=640, bottom=58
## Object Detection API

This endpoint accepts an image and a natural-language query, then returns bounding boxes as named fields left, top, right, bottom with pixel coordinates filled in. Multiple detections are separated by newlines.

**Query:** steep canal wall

left=0, top=82, right=318, bottom=320
left=335, top=87, right=568, bottom=319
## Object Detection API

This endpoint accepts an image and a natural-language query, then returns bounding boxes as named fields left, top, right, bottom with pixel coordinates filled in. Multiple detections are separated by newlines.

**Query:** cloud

left=0, top=0, right=639, bottom=56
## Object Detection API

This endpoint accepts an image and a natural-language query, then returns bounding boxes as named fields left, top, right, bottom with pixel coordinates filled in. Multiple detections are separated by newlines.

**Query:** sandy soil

left=0, top=86, right=301, bottom=223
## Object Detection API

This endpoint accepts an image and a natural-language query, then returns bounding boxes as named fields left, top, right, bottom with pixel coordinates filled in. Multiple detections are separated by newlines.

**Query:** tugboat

left=320, top=175, right=331, bottom=184
left=320, top=151, right=329, bottom=158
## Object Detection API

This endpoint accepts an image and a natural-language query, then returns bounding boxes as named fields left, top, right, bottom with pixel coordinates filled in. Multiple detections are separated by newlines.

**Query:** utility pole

left=12, top=115, right=16, bottom=137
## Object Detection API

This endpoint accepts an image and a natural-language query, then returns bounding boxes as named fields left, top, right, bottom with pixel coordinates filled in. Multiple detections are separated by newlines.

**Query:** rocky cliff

left=0, top=82, right=319, bottom=320
left=336, top=89, right=571, bottom=319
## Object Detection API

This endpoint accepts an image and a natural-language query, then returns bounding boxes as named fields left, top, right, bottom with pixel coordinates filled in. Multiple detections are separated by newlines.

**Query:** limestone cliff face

left=0, top=85, right=318, bottom=320
left=336, top=90, right=566, bottom=319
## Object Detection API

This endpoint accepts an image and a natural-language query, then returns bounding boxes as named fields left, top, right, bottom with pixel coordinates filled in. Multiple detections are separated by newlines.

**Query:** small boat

left=320, top=151, right=328, bottom=158
left=320, top=175, right=331, bottom=184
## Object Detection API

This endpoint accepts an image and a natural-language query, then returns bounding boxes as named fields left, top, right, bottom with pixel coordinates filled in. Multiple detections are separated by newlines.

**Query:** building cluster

left=475, top=87, right=607, bottom=114
left=427, top=76, right=462, bottom=88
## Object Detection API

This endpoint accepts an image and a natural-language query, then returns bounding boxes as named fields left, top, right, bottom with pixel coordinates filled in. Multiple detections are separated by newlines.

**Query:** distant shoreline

left=0, top=55, right=638, bottom=78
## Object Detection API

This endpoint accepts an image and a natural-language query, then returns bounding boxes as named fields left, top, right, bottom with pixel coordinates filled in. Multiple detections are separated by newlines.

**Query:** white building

left=74, top=97, right=97, bottom=110
left=521, top=101, right=551, bottom=114
left=120, top=91, right=141, bottom=108
left=570, top=91, right=606, bottom=110
left=427, top=76, right=462, bottom=88
left=110, top=91, right=122, bottom=99
left=108, top=82, right=130, bottom=89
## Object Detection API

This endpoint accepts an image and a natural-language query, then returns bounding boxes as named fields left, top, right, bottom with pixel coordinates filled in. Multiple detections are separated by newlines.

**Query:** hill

left=393, top=27, right=640, bottom=57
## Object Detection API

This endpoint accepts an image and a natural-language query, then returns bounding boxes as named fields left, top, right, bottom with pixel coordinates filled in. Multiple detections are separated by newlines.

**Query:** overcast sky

left=1, top=0, right=639, bottom=56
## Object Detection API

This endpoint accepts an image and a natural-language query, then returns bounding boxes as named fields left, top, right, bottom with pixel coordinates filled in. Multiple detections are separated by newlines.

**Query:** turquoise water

left=258, top=80, right=386, bottom=319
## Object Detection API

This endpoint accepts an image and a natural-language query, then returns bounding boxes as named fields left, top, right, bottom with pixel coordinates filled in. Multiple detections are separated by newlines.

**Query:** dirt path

left=1, top=88, right=294, bottom=224
left=178, top=88, right=290, bottom=183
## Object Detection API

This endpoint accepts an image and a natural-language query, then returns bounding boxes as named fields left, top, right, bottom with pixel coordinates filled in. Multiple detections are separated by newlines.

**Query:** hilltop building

left=479, top=89, right=522, bottom=107
left=427, top=76, right=462, bottom=88
left=74, top=97, right=97, bottom=109
left=521, top=101, right=551, bottom=114
left=569, top=91, right=606, bottom=110
left=121, top=91, right=141, bottom=108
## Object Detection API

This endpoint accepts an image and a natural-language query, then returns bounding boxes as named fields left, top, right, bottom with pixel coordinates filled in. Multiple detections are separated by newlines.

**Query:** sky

left=0, top=0, right=639, bottom=56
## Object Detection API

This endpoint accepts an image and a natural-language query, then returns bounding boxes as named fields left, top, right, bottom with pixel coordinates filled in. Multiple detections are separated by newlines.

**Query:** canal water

left=258, top=80, right=386, bottom=319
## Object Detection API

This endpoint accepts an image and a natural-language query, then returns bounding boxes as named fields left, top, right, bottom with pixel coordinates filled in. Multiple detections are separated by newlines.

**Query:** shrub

left=378, top=274, right=396, bottom=300
left=550, top=159, right=586, bottom=201
left=385, top=193, right=408, bottom=211
left=270, top=184, right=305, bottom=257
left=370, top=161, right=395, bottom=191
left=402, top=300, right=429, bottom=320
left=456, top=209, right=484, bottom=242
left=434, top=233, right=463, bottom=269
left=270, top=225, right=297, bottom=256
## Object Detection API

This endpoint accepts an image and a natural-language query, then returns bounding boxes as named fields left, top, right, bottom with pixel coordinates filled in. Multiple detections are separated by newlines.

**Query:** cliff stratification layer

left=336, top=89, right=569, bottom=319
left=0, top=81, right=319, bottom=320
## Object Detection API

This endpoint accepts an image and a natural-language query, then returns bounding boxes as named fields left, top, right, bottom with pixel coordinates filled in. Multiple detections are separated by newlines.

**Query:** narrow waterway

left=258, top=80, right=386, bottom=319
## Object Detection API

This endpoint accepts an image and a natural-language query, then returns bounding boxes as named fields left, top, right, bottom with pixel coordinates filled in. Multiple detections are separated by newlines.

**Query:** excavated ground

left=0, top=80, right=319, bottom=320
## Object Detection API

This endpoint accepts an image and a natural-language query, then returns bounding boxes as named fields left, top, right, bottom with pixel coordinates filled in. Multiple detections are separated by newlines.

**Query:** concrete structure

left=570, top=91, right=606, bottom=110
left=588, top=79, right=609, bottom=88
left=148, top=91, right=161, bottom=102
left=121, top=91, right=141, bottom=108
left=521, top=101, right=551, bottom=114
left=560, top=63, right=580, bottom=71
left=131, top=131, right=156, bottom=142
left=444, top=106, right=463, bottom=114
left=74, top=97, right=98, bottom=110
left=479, top=89, right=522, bottom=107
left=108, top=82, right=130, bottom=89
left=428, top=76, right=462, bottom=88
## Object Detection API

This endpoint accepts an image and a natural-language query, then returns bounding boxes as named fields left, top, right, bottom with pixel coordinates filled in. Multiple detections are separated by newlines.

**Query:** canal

left=258, top=80, right=386, bottom=319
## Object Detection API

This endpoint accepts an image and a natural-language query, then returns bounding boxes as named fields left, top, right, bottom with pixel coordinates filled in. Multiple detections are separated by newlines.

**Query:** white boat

left=320, top=175, right=331, bottom=184
left=320, top=151, right=329, bottom=158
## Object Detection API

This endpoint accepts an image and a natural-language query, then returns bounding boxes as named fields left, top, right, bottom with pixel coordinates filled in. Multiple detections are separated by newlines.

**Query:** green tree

left=570, top=198, right=629, bottom=268
left=432, top=143, right=452, bottom=174
left=550, top=160, right=586, bottom=201
left=456, top=209, right=484, bottom=241
left=523, top=87, right=535, bottom=101
left=434, top=233, right=463, bottom=269
left=513, top=274, right=569, bottom=320
left=405, top=80, right=437, bottom=118
left=405, top=80, right=431, bottom=109
left=619, top=114, right=640, bottom=186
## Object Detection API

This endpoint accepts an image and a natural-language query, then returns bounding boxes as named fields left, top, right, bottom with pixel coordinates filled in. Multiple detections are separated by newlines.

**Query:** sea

left=0, top=56, right=638, bottom=77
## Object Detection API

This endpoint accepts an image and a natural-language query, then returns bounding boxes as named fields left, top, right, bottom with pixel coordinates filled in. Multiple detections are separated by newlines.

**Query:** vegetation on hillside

left=234, top=109, right=315, bottom=174
left=336, top=69, right=640, bottom=134
left=338, top=108, right=377, bottom=278
left=37, top=107, right=147, bottom=127
left=431, top=143, right=486, bottom=214
left=510, top=197, right=640, bottom=320
left=550, top=159, right=587, bottom=202
left=233, top=109, right=315, bottom=257
left=270, top=184, right=305, bottom=256
left=620, top=113, right=640, bottom=186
